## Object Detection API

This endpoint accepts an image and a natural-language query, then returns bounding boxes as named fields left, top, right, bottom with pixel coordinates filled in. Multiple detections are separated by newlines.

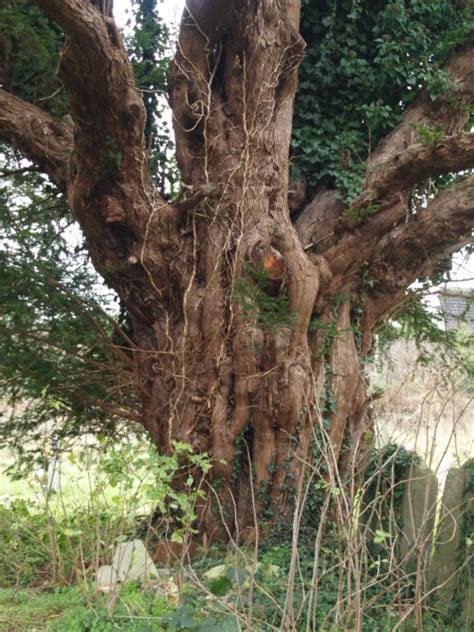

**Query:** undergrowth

left=0, top=437, right=470, bottom=630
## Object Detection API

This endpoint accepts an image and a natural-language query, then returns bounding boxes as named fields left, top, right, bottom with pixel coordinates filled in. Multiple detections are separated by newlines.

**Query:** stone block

left=112, top=539, right=159, bottom=583
left=429, top=467, right=466, bottom=606
left=399, top=461, right=438, bottom=568
left=430, top=460, right=473, bottom=626
left=96, top=565, right=119, bottom=593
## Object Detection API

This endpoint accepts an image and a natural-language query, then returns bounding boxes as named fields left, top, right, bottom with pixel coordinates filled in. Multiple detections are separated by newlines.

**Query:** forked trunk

left=112, top=2, right=365, bottom=536
left=122, top=2, right=376, bottom=540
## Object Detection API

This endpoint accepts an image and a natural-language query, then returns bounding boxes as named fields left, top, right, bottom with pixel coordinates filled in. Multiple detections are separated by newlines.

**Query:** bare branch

left=0, top=166, right=40, bottom=179
left=0, top=89, right=72, bottom=189
left=370, top=175, right=474, bottom=299
left=353, top=132, right=474, bottom=212
left=32, top=0, right=165, bottom=235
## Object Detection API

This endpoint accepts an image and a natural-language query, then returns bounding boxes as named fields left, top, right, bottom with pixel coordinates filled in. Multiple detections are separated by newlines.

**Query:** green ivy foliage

left=293, top=0, right=474, bottom=200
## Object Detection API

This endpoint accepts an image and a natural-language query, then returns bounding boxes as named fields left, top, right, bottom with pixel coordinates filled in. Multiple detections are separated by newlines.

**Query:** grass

left=0, top=585, right=174, bottom=631
left=0, top=449, right=94, bottom=506
left=0, top=587, right=87, bottom=631
left=0, top=417, right=470, bottom=631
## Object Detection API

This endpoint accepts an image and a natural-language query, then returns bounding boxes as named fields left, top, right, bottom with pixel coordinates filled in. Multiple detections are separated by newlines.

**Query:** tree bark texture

left=1, top=1, right=473, bottom=541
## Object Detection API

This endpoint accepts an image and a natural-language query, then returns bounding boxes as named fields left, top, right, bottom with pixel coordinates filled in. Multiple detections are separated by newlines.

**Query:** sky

left=114, top=0, right=186, bottom=30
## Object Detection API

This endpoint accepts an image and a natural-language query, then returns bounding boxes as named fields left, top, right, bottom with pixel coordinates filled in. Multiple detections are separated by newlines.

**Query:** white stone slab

left=112, top=539, right=159, bottom=583
left=96, top=565, right=119, bottom=593
left=203, top=564, right=228, bottom=580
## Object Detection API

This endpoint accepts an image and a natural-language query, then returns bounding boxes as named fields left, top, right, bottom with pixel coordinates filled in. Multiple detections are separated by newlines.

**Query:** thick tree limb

left=0, top=89, right=72, bottom=189
left=296, top=131, right=474, bottom=250
left=33, top=0, right=165, bottom=236
left=28, top=0, right=182, bottom=314
left=297, top=39, right=474, bottom=285
left=313, top=173, right=473, bottom=313
left=370, top=175, right=474, bottom=299
left=352, top=132, right=474, bottom=212
left=371, top=37, right=474, bottom=167
left=169, top=1, right=233, bottom=181
left=33, top=0, right=144, bottom=158
left=17, top=0, right=182, bottom=327
left=297, top=162, right=473, bottom=315
left=179, top=0, right=298, bottom=38
left=360, top=176, right=474, bottom=334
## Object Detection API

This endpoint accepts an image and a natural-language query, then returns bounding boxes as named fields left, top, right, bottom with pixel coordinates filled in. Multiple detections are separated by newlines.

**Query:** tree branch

left=370, top=37, right=474, bottom=168
left=33, top=0, right=142, bottom=153
left=359, top=176, right=474, bottom=332
left=0, top=89, right=72, bottom=189
left=33, top=0, right=165, bottom=235
left=352, top=132, right=474, bottom=212
left=298, top=39, right=474, bottom=279
left=14, top=0, right=182, bottom=324
left=370, top=175, right=474, bottom=300
left=313, top=173, right=473, bottom=314
left=169, top=1, right=233, bottom=181
left=0, top=166, right=41, bottom=179
left=296, top=131, right=474, bottom=252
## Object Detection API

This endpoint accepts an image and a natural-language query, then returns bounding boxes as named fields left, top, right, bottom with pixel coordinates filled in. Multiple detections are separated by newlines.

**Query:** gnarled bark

left=0, top=0, right=473, bottom=541
left=0, top=89, right=72, bottom=188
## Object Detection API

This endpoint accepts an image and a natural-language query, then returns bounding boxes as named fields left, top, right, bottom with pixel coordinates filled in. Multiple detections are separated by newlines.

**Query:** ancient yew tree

left=0, top=0, right=473, bottom=540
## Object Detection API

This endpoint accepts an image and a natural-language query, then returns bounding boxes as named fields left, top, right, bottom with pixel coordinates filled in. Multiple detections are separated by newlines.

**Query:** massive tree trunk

left=1, top=0, right=473, bottom=542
